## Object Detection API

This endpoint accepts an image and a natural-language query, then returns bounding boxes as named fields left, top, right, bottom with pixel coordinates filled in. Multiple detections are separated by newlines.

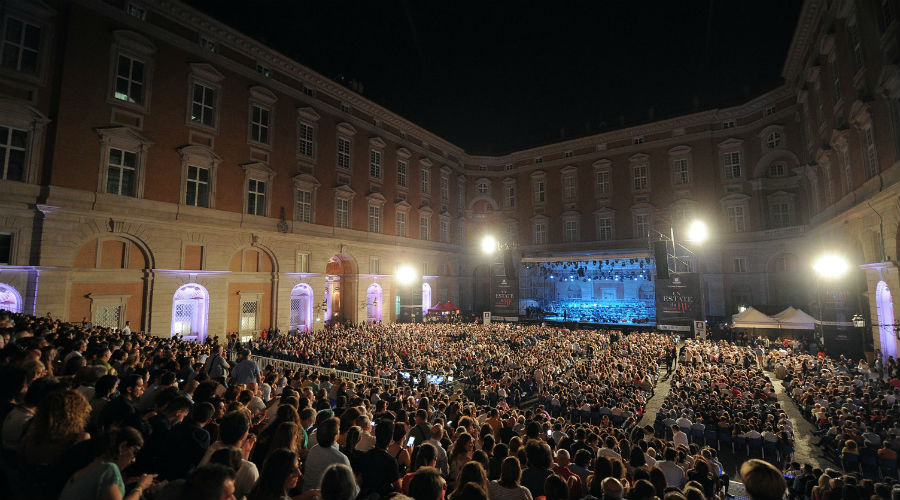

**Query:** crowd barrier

left=248, top=354, right=394, bottom=385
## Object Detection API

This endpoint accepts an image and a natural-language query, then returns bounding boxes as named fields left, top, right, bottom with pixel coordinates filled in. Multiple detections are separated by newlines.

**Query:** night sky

left=185, top=1, right=804, bottom=155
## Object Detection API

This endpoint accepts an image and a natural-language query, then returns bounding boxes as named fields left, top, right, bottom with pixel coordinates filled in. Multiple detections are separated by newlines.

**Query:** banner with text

left=492, top=276, right=519, bottom=317
left=655, top=272, right=702, bottom=327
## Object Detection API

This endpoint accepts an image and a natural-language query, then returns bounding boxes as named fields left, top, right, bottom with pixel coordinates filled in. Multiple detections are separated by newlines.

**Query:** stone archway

left=325, top=254, right=358, bottom=324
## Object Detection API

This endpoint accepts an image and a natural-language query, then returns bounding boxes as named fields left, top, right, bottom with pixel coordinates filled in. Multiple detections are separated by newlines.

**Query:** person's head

left=182, top=464, right=236, bottom=500
left=601, top=477, right=624, bottom=500
left=317, top=416, right=340, bottom=447
left=627, top=479, right=656, bottom=500
left=97, top=426, right=144, bottom=470
left=219, top=410, right=251, bottom=446
left=524, top=439, right=553, bottom=469
left=252, top=448, right=301, bottom=498
left=408, top=466, right=446, bottom=500
left=453, top=461, right=488, bottom=495
left=740, top=459, right=787, bottom=500
left=453, top=482, right=488, bottom=500
left=375, top=418, right=395, bottom=449
left=544, top=474, right=569, bottom=500
left=270, top=422, right=301, bottom=453
left=28, top=388, right=90, bottom=439
left=629, top=445, right=646, bottom=467
left=191, top=402, right=216, bottom=425
left=120, top=374, right=145, bottom=400
left=414, top=442, right=439, bottom=471
left=500, top=456, right=523, bottom=488
left=321, top=463, right=359, bottom=500
left=209, top=447, right=242, bottom=472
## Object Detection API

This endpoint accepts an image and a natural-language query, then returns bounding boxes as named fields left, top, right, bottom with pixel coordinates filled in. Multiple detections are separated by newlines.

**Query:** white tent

left=732, top=306, right=780, bottom=329
left=773, top=306, right=817, bottom=330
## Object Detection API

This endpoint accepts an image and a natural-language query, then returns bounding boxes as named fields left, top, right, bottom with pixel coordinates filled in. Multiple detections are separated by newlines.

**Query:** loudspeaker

left=653, top=241, right=669, bottom=280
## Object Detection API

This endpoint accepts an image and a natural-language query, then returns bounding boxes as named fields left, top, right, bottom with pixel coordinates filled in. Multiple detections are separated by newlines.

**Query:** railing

left=249, top=355, right=394, bottom=385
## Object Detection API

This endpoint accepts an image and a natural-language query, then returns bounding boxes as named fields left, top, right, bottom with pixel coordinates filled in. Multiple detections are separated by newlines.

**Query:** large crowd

left=0, top=309, right=898, bottom=500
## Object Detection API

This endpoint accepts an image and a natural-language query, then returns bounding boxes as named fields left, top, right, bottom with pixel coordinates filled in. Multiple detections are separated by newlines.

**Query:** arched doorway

left=171, top=283, right=209, bottom=341
left=422, top=282, right=432, bottom=314
left=366, top=283, right=382, bottom=323
left=0, top=283, right=22, bottom=313
left=876, top=281, right=897, bottom=360
left=325, top=254, right=357, bottom=324
left=290, top=283, right=313, bottom=333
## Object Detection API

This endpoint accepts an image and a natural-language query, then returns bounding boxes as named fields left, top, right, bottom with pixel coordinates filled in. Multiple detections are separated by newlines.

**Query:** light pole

left=812, top=253, right=849, bottom=354
left=480, top=234, right=517, bottom=321
left=395, top=265, right=418, bottom=323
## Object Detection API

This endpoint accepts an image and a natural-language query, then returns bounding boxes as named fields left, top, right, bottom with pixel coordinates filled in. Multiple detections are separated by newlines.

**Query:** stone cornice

left=782, top=0, right=826, bottom=81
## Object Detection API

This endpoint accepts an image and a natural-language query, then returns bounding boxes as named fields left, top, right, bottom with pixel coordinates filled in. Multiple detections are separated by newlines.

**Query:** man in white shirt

left=672, top=425, right=689, bottom=448
left=657, top=448, right=685, bottom=487
left=303, top=417, right=350, bottom=493
left=425, top=424, right=449, bottom=476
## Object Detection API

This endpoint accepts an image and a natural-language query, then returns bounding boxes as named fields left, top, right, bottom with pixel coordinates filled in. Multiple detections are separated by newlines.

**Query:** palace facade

left=0, top=0, right=897, bottom=354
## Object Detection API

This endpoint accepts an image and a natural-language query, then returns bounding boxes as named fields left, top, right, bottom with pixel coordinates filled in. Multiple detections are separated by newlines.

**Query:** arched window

left=876, top=281, right=897, bottom=361
left=0, top=283, right=22, bottom=313
left=171, top=283, right=209, bottom=341
left=366, top=283, right=383, bottom=323
left=289, top=283, right=313, bottom=333
left=422, top=282, right=432, bottom=313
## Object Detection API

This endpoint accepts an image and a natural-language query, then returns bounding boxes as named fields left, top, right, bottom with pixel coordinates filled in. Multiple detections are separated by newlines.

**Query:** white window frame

left=333, top=185, right=355, bottom=230
left=562, top=214, right=580, bottom=243
left=668, top=146, right=692, bottom=186
left=366, top=193, right=385, bottom=233
left=238, top=291, right=262, bottom=335
left=1, top=14, right=42, bottom=75
left=502, top=178, right=516, bottom=209
left=476, top=182, right=488, bottom=194
left=457, top=177, right=466, bottom=211
left=296, top=251, right=310, bottom=273
left=419, top=212, right=430, bottom=240
left=241, top=161, right=275, bottom=217
left=368, top=136, right=385, bottom=180
left=733, top=257, right=748, bottom=273
left=561, top=166, right=578, bottom=201
left=440, top=217, right=450, bottom=243
left=532, top=216, right=548, bottom=245
left=420, top=165, right=431, bottom=196
left=0, top=125, right=27, bottom=182
left=593, top=160, right=611, bottom=197
left=293, top=173, right=320, bottom=224
left=96, top=126, right=152, bottom=198
left=247, top=86, right=276, bottom=149
left=186, top=64, right=223, bottom=132
left=633, top=212, right=651, bottom=239
left=177, top=145, right=220, bottom=208
left=531, top=171, right=546, bottom=204
left=724, top=204, right=747, bottom=233
left=88, top=293, right=130, bottom=330
left=396, top=151, right=409, bottom=188
left=595, top=211, right=615, bottom=241
left=440, top=171, right=450, bottom=203
left=719, top=139, right=744, bottom=181
left=631, top=164, right=649, bottom=192
left=108, top=31, right=156, bottom=112
left=296, top=107, right=320, bottom=161
left=396, top=208, right=409, bottom=237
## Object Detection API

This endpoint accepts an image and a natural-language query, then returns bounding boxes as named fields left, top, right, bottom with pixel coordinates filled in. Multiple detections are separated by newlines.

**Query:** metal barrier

left=249, top=355, right=393, bottom=385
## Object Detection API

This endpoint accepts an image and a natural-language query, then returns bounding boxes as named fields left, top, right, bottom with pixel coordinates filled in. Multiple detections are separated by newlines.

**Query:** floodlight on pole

left=396, top=265, right=416, bottom=284
left=481, top=235, right=498, bottom=255
left=812, top=254, right=849, bottom=279
left=686, top=220, right=709, bottom=243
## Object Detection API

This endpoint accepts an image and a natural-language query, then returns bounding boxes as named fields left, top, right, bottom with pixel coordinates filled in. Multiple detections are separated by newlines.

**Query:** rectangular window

left=397, top=160, right=407, bottom=187
left=370, top=256, right=380, bottom=275
left=674, top=158, right=689, bottom=185
left=733, top=257, right=748, bottom=273
left=256, top=64, right=271, bottom=78
left=0, top=126, right=26, bottom=181
left=563, top=219, right=579, bottom=242
left=240, top=300, right=258, bottom=332
left=369, top=149, right=382, bottom=179
left=0, top=233, right=10, bottom=265
left=534, top=222, right=547, bottom=245
left=296, top=189, right=312, bottom=223
left=864, top=127, right=878, bottom=178
left=247, top=179, right=266, bottom=216
left=596, top=170, right=610, bottom=195
left=419, top=216, right=429, bottom=240
left=250, top=105, right=270, bottom=144
left=634, top=213, right=650, bottom=238
left=504, top=222, right=517, bottom=244
left=632, top=165, right=648, bottom=191
left=722, top=120, right=735, bottom=129
left=367, top=205, right=381, bottom=233
left=440, top=176, right=449, bottom=202
left=337, top=136, right=352, bottom=170
left=633, top=137, right=644, bottom=145
left=1, top=17, right=40, bottom=73
left=563, top=174, right=577, bottom=200
left=335, top=198, right=350, bottom=229
left=723, top=151, right=742, bottom=179
left=765, top=105, right=776, bottom=116
left=769, top=162, right=786, bottom=177
left=190, top=83, right=216, bottom=127
left=396, top=211, right=407, bottom=237
left=597, top=216, right=613, bottom=241
left=420, top=169, right=431, bottom=195
left=725, top=205, right=746, bottom=232
left=296, top=252, right=309, bottom=273
left=770, top=202, right=790, bottom=228
left=106, top=147, right=137, bottom=196
left=114, top=54, right=145, bottom=105
left=533, top=179, right=546, bottom=203
left=504, top=184, right=516, bottom=208
left=440, top=219, right=449, bottom=243
left=297, top=121, right=315, bottom=158
left=185, top=165, right=209, bottom=207
left=199, top=36, right=217, bottom=53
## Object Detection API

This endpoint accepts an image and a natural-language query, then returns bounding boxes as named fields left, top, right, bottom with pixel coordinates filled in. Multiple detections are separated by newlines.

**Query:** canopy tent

left=427, top=301, right=460, bottom=314
left=732, top=306, right=780, bottom=329
left=772, top=307, right=817, bottom=330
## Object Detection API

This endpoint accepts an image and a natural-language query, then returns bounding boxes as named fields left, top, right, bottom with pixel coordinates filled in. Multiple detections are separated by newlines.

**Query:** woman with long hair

left=21, top=388, right=92, bottom=467
left=386, top=421, right=412, bottom=475
left=341, top=425, right=365, bottom=472
left=58, top=426, right=154, bottom=500
left=267, top=422, right=303, bottom=460
left=448, top=433, right=476, bottom=484
left=488, top=456, right=533, bottom=500
left=449, top=461, right=490, bottom=500
left=320, top=463, right=359, bottom=500
left=246, top=448, right=318, bottom=500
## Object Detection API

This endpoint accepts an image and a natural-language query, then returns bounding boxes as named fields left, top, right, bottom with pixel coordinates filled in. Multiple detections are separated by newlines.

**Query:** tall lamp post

left=395, top=265, right=418, bottom=323
left=812, top=253, right=849, bottom=354
left=480, top=234, right=517, bottom=321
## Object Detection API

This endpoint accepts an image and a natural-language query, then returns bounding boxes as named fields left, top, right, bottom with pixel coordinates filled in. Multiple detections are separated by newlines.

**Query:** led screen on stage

left=520, top=256, right=655, bottom=326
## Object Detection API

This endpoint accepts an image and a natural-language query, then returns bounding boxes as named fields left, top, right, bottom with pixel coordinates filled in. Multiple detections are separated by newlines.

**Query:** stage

left=520, top=252, right=657, bottom=326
